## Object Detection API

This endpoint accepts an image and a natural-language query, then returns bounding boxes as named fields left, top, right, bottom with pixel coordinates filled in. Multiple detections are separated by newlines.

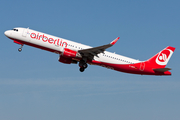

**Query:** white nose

left=4, top=30, right=10, bottom=37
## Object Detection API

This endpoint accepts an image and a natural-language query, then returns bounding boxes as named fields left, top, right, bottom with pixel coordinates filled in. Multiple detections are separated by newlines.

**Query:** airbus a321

left=4, top=27, right=176, bottom=75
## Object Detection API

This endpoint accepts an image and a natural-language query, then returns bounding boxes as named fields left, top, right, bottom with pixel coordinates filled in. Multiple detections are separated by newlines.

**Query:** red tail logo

left=158, top=50, right=170, bottom=62
left=156, top=49, right=173, bottom=66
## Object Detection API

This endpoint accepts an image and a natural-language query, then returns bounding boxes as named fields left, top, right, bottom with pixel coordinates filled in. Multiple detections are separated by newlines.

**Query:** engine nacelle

left=58, top=56, right=78, bottom=64
left=59, top=48, right=81, bottom=64
left=58, top=56, right=72, bottom=64
left=62, top=48, right=81, bottom=58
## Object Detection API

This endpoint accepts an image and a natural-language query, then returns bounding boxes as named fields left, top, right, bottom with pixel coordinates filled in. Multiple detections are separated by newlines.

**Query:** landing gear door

left=22, top=28, right=29, bottom=37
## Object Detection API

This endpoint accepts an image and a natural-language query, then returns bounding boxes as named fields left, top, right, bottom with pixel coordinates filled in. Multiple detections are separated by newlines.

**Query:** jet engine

left=58, top=56, right=78, bottom=64
left=58, top=48, right=81, bottom=64
left=62, top=48, right=81, bottom=58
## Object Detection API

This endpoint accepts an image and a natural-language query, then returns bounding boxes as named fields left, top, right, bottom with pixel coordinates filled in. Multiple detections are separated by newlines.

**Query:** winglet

left=110, top=37, right=120, bottom=45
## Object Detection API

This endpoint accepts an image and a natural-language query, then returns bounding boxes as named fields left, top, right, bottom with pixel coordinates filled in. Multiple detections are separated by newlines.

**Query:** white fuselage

left=5, top=27, right=174, bottom=75
left=5, top=27, right=140, bottom=65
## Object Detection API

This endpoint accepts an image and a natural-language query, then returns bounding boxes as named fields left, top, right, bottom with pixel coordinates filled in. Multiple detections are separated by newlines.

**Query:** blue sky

left=0, top=0, right=180, bottom=120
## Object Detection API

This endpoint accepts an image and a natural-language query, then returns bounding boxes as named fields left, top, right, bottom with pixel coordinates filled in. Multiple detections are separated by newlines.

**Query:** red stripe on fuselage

left=90, top=60, right=171, bottom=75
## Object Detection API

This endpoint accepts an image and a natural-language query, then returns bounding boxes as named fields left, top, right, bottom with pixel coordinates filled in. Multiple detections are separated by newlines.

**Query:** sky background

left=0, top=0, right=180, bottom=120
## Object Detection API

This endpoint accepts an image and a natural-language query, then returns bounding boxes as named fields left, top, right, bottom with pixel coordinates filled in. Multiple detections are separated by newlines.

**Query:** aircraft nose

left=4, top=30, right=9, bottom=37
left=4, top=30, right=12, bottom=37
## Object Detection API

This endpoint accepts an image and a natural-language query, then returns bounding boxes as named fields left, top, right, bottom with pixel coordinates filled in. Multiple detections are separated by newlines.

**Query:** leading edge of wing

left=78, top=37, right=120, bottom=57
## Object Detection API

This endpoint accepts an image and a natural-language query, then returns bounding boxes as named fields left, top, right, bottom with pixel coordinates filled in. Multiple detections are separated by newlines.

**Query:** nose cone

left=4, top=30, right=10, bottom=37
left=4, top=30, right=12, bottom=38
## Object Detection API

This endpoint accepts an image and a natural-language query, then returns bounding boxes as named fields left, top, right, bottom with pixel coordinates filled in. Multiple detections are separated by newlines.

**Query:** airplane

left=4, top=27, right=175, bottom=75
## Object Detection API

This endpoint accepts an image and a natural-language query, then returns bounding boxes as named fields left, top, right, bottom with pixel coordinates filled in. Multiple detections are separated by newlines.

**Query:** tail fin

left=146, top=46, right=175, bottom=69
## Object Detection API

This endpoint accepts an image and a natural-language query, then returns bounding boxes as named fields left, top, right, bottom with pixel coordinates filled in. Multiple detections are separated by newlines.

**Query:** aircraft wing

left=78, top=37, right=120, bottom=59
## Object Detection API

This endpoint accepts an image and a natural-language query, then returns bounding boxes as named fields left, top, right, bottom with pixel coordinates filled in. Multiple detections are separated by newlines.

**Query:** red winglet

left=110, top=37, right=120, bottom=45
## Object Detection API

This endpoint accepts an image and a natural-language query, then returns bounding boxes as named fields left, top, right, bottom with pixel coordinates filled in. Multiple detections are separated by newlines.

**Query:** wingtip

left=110, top=37, right=120, bottom=45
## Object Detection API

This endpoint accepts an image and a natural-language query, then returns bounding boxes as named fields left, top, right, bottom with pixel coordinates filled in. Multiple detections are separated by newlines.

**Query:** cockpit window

left=12, top=29, right=18, bottom=32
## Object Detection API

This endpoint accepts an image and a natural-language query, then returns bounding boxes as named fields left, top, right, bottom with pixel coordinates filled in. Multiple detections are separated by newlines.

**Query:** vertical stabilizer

left=146, top=46, right=175, bottom=68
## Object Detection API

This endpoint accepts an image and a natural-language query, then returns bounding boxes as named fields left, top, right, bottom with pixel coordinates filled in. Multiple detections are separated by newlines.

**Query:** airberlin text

left=30, top=33, right=67, bottom=47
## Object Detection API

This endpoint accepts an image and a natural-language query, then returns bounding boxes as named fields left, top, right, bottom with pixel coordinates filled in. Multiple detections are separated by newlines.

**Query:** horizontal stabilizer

left=153, top=68, right=171, bottom=72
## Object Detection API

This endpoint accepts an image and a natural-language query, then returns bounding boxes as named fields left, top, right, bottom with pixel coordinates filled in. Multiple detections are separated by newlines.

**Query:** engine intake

left=62, top=48, right=81, bottom=58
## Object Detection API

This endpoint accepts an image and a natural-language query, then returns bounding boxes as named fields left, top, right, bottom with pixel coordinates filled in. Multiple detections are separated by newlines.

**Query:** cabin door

left=22, top=28, right=28, bottom=37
